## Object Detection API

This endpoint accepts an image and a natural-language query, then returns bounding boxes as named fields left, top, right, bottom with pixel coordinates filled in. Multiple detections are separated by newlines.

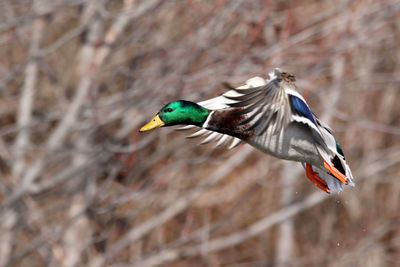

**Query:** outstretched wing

left=176, top=126, right=242, bottom=149
left=286, top=89, right=327, bottom=148
left=221, top=68, right=332, bottom=157
left=289, top=91, right=354, bottom=186
left=223, top=69, right=292, bottom=135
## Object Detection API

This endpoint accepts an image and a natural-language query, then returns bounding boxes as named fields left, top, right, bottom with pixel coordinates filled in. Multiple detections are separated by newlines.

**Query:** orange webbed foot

left=305, top=163, right=330, bottom=193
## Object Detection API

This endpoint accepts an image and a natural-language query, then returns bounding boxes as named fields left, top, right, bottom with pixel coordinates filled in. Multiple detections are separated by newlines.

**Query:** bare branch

left=0, top=209, right=17, bottom=266
left=12, top=0, right=47, bottom=179
left=134, top=191, right=328, bottom=267
left=107, top=146, right=254, bottom=260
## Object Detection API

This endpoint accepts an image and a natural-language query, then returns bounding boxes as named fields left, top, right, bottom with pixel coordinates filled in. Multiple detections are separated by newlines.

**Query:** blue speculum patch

left=290, top=95, right=317, bottom=125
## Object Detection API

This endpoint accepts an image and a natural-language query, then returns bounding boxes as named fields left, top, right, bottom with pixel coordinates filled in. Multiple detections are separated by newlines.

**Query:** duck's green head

left=139, top=100, right=211, bottom=132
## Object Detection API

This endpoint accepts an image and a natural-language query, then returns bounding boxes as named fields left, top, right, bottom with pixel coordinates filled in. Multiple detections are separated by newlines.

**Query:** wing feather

left=200, top=132, right=222, bottom=145
left=216, top=134, right=231, bottom=147
left=224, top=69, right=292, bottom=135
left=186, top=128, right=210, bottom=139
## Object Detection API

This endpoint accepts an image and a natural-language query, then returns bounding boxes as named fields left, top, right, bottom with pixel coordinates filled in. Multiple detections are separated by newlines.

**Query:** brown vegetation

left=0, top=0, right=399, bottom=266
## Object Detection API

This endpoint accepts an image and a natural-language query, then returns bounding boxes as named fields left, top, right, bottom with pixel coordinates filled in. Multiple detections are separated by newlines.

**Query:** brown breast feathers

left=206, top=108, right=254, bottom=140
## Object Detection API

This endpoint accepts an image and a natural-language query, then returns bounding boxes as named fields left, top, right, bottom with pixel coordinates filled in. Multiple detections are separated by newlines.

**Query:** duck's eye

left=166, top=108, right=173, bottom=112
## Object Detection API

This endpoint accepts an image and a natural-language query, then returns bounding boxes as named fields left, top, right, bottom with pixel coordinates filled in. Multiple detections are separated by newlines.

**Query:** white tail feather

left=313, top=165, right=345, bottom=193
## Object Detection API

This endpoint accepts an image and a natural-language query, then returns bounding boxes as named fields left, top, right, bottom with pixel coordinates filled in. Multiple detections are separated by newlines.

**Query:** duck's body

left=204, top=107, right=322, bottom=165
left=140, top=69, right=354, bottom=193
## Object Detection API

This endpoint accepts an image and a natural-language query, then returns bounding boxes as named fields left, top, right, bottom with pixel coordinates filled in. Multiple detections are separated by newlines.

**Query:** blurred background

left=0, top=0, right=399, bottom=266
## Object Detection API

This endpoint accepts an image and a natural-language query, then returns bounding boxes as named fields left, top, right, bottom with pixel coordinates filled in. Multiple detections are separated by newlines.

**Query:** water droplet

left=337, top=242, right=340, bottom=247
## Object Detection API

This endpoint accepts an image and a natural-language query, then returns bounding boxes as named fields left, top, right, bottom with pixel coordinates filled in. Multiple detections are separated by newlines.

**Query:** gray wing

left=176, top=125, right=242, bottom=149
left=223, top=73, right=291, bottom=135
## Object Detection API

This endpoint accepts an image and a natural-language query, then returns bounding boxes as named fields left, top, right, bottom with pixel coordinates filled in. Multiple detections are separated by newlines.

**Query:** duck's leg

left=323, top=160, right=347, bottom=184
left=305, top=163, right=330, bottom=193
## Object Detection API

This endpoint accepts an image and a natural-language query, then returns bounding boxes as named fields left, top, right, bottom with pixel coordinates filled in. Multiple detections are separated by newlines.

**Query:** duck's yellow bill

left=139, top=115, right=165, bottom=132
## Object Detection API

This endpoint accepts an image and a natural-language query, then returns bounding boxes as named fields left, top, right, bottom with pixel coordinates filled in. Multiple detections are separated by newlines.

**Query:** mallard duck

left=140, top=68, right=354, bottom=193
